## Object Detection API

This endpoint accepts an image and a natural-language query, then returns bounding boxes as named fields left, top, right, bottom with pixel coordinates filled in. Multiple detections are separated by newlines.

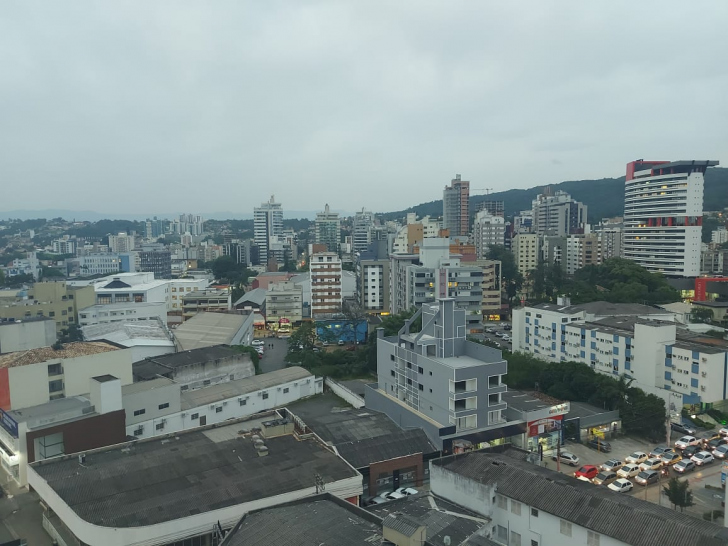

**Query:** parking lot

left=475, top=321, right=513, bottom=351
left=547, top=435, right=725, bottom=517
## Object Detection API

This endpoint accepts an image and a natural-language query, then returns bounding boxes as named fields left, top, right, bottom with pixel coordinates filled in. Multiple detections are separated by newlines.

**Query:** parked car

left=368, top=495, right=389, bottom=505
left=626, top=451, right=648, bottom=464
left=574, top=465, right=599, bottom=480
left=617, top=463, right=641, bottom=478
left=660, top=452, right=682, bottom=466
left=649, top=446, right=674, bottom=458
left=719, top=427, right=728, bottom=437
left=713, top=445, right=728, bottom=459
left=691, top=451, right=715, bottom=466
left=707, top=438, right=728, bottom=451
left=502, top=335, right=511, bottom=342
left=593, top=471, right=617, bottom=486
left=504, top=324, right=512, bottom=331
left=671, top=422, right=697, bottom=435
left=608, top=478, right=634, bottom=493
left=587, top=438, right=612, bottom=453
left=681, top=445, right=701, bottom=459
left=600, top=459, right=624, bottom=472
left=639, top=458, right=663, bottom=471
left=674, top=436, right=699, bottom=450
left=337, top=340, right=345, bottom=346
left=251, top=339, right=264, bottom=347
left=552, top=451, right=580, bottom=467
left=635, top=470, right=660, bottom=486
left=673, top=459, right=696, bottom=474
left=394, top=487, right=418, bottom=496
left=385, top=491, right=406, bottom=500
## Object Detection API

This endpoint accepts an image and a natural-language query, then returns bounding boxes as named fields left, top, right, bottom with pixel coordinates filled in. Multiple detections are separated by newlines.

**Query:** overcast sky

left=1, top=1, right=726, bottom=217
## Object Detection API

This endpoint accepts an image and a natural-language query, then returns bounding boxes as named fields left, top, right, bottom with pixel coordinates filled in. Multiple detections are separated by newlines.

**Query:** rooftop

left=184, top=289, right=230, bottom=298
left=132, top=344, right=240, bottom=380
left=7, top=395, right=95, bottom=430
left=694, top=301, right=728, bottom=308
left=288, top=398, right=437, bottom=469
left=82, top=320, right=173, bottom=346
left=0, top=316, right=55, bottom=327
left=30, top=418, right=359, bottom=528
left=121, top=377, right=176, bottom=395
left=565, top=400, right=619, bottom=420
left=530, top=301, right=671, bottom=317
left=234, top=287, right=266, bottom=307
left=368, top=492, right=490, bottom=546
left=501, top=390, right=565, bottom=413
left=221, top=495, right=383, bottom=546
left=435, top=451, right=728, bottom=546
left=0, top=341, right=120, bottom=369
left=173, top=312, right=251, bottom=351
left=80, top=302, right=165, bottom=312
left=181, top=367, right=312, bottom=409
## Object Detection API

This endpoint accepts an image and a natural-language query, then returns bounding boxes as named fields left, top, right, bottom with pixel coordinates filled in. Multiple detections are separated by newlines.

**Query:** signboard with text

left=527, top=415, right=563, bottom=437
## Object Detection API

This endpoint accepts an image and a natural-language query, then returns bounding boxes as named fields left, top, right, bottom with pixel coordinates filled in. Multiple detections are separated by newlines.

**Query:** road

left=473, top=321, right=513, bottom=351
left=256, top=336, right=289, bottom=374
left=0, top=480, right=54, bottom=546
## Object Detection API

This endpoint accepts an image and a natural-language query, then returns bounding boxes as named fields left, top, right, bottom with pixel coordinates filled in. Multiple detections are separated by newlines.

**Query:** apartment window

left=239, top=399, right=247, bottom=406
left=429, top=371, right=433, bottom=376
left=531, top=508, right=539, bottom=517
left=133, top=409, right=146, bottom=417
left=158, top=403, right=169, bottom=410
left=283, top=387, right=289, bottom=394
left=489, top=393, right=500, bottom=405
left=48, top=380, right=64, bottom=393
left=417, top=366, right=424, bottom=374
left=391, top=370, right=395, bottom=377
left=510, top=500, right=521, bottom=515
left=587, top=531, right=600, bottom=546
left=203, top=379, right=211, bottom=386
left=191, top=413, right=199, bottom=420
left=134, top=427, right=144, bottom=436
left=48, top=363, right=63, bottom=376
left=418, top=384, right=424, bottom=391
left=531, top=541, right=538, bottom=546
left=262, top=392, right=269, bottom=399
left=496, top=525, right=508, bottom=542
left=156, top=422, right=165, bottom=431
left=390, top=355, right=395, bottom=361
left=216, top=406, right=223, bottom=413
left=496, top=494, right=508, bottom=510
left=560, top=520, right=572, bottom=537
left=49, top=311, right=55, bottom=317
left=510, top=531, right=521, bottom=546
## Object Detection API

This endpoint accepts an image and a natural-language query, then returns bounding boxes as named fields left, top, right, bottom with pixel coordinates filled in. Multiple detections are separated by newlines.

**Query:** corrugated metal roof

left=382, top=513, right=422, bottom=537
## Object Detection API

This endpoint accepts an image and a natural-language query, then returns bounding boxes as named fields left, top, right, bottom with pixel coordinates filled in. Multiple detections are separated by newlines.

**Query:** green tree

left=231, top=345, right=261, bottom=374
left=41, top=266, right=65, bottom=279
left=486, top=245, right=523, bottom=303
left=0, top=269, right=4, bottom=286
left=285, top=323, right=318, bottom=363
left=690, top=307, right=714, bottom=324
left=58, top=325, right=83, bottom=343
left=663, top=477, right=694, bottom=511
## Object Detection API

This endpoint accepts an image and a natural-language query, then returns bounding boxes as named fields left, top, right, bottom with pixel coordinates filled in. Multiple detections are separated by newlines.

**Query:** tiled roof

left=0, top=341, right=119, bottom=368
left=435, top=452, right=728, bottom=546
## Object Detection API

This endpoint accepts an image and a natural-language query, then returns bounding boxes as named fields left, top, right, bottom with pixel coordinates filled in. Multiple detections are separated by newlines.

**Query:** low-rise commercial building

left=0, top=317, right=56, bottom=354
left=265, top=281, right=302, bottom=324
left=502, top=390, right=570, bottom=453
left=78, top=301, right=168, bottom=327
left=81, top=320, right=175, bottom=361
left=29, top=413, right=363, bottom=546
left=172, top=311, right=254, bottom=351
left=0, top=282, right=95, bottom=332
left=182, top=289, right=231, bottom=320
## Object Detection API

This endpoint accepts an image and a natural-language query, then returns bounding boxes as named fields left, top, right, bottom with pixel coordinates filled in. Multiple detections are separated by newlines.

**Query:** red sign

left=527, top=415, right=562, bottom=437
left=279, top=318, right=291, bottom=324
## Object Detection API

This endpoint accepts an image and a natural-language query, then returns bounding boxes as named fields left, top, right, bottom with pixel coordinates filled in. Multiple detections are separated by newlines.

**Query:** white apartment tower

left=309, top=252, right=343, bottom=317
left=254, top=195, right=284, bottom=265
left=623, top=160, right=718, bottom=277
left=353, top=208, right=374, bottom=253
left=473, top=210, right=506, bottom=259
left=314, top=204, right=341, bottom=252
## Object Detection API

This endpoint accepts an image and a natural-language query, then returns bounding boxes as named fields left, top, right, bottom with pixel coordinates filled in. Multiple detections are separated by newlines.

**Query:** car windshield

left=637, top=472, right=650, bottom=478
left=695, top=453, right=706, bottom=459
left=629, top=452, right=643, bottom=458
left=595, top=473, right=608, bottom=480
left=578, top=467, right=590, bottom=473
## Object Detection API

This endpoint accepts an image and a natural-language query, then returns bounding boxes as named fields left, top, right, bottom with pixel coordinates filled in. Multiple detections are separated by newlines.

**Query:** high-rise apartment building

left=623, top=160, right=718, bottom=277
left=443, top=174, right=470, bottom=237
left=314, top=204, right=341, bottom=252
left=108, top=233, right=135, bottom=253
left=531, top=190, right=587, bottom=236
left=309, top=252, right=343, bottom=317
left=254, top=195, right=284, bottom=265
left=145, top=217, right=168, bottom=239
left=51, top=236, right=76, bottom=255
left=138, top=244, right=172, bottom=279
left=172, top=214, right=205, bottom=237
left=512, top=233, right=540, bottom=275
left=352, top=208, right=374, bottom=253
left=476, top=200, right=504, bottom=217
left=356, top=240, right=390, bottom=315
left=473, top=210, right=506, bottom=259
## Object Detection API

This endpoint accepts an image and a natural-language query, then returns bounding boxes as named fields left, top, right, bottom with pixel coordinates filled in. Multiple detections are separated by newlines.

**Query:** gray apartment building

left=366, top=299, right=524, bottom=451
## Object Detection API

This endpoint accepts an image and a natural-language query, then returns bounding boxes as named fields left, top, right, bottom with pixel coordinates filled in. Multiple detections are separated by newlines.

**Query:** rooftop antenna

left=314, top=472, right=325, bottom=493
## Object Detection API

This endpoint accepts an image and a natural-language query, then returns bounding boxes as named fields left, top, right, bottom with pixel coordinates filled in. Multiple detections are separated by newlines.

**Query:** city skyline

left=1, top=2, right=726, bottom=215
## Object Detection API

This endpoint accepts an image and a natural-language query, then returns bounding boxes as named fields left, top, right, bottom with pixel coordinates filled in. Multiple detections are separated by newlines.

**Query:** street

left=473, top=321, right=513, bottom=351
left=255, top=335, right=289, bottom=374
left=0, top=477, right=53, bottom=546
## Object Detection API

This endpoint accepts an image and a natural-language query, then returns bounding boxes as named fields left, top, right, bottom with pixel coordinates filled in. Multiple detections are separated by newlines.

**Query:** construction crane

left=472, top=188, right=494, bottom=195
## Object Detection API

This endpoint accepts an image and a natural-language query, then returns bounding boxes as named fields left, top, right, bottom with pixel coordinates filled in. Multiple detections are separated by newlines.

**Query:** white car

left=394, top=487, right=418, bottom=496
left=691, top=451, right=715, bottom=466
left=639, top=458, right=663, bottom=471
left=251, top=339, right=264, bottom=347
left=713, top=445, right=728, bottom=459
left=608, top=478, right=634, bottom=493
left=617, top=463, right=641, bottom=478
left=675, top=436, right=699, bottom=450
left=502, top=335, right=511, bottom=342
left=625, top=451, right=648, bottom=464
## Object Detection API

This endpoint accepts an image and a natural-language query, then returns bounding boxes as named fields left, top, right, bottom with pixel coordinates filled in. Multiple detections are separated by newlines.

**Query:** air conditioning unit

left=702, top=372, right=707, bottom=377
left=181, top=412, right=187, bottom=417
left=702, top=358, right=708, bottom=362
left=701, top=386, right=706, bottom=391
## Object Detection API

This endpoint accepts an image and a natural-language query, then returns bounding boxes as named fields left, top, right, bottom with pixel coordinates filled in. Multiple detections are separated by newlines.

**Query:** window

left=181, top=385, right=189, bottom=391
left=390, top=354, right=395, bottom=361
left=203, top=379, right=211, bottom=386
left=510, top=500, right=521, bottom=515
left=134, top=427, right=143, bottom=436
left=48, top=363, right=63, bottom=376
left=496, top=525, right=508, bottom=542
left=418, top=366, right=424, bottom=374
left=560, top=520, right=572, bottom=537
left=239, top=399, right=247, bottom=406
left=262, top=392, right=269, bottom=400
left=391, top=370, right=395, bottom=377
left=191, top=413, right=199, bottom=420
left=158, top=403, right=170, bottom=410
left=49, top=380, right=64, bottom=393
left=510, top=531, right=521, bottom=546
left=156, top=422, right=165, bottom=431
left=134, top=409, right=146, bottom=416
left=216, top=406, right=223, bottom=413
left=283, top=387, right=289, bottom=393
left=496, top=494, right=508, bottom=509
left=587, top=531, right=600, bottom=546
left=531, top=541, right=539, bottom=546
left=418, top=384, right=424, bottom=391
left=531, top=508, right=539, bottom=517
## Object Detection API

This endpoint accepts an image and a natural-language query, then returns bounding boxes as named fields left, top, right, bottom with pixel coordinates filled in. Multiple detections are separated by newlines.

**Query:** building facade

left=356, top=240, right=391, bottom=315
left=531, top=190, right=587, bottom=236
left=266, top=281, right=303, bottom=324
left=473, top=210, right=506, bottom=259
left=443, top=174, right=470, bottom=237
left=353, top=208, right=374, bottom=253
left=254, top=195, right=284, bottom=265
left=513, top=233, right=540, bottom=276
left=315, top=203, right=341, bottom=252
left=623, top=159, right=718, bottom=277
left=309, top=252, right=343, bottom=317
left=78, top=301, right=168, bottom=327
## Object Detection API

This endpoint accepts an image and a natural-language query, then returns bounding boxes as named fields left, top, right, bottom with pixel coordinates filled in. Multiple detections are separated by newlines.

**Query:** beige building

left=0, top=282, right=95, bottom=332
left=266, top=281, right=303, bottom=324
left=566, top=234, right=602, bottom=275
left=0, top=342, right=133, bottom=410
left=513, top=233, right=540, bottom=275
left=476, top=259, right=502, bottom=321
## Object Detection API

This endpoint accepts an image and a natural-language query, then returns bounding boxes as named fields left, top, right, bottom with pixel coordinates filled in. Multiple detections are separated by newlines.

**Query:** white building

left=431, top=449, right=727, bottom=546
left=531, top=190, right=587, bottom=236
left=91, top=272, right=169, bottom=307
left=622, top=159, right=718, bottom=277
left=314, top=203, right=341, bottom=252
left=391, top=214, right=441, bottom=254
left=124, top=367, right=322, bottom=439
left=108, top=232, right=136, bottom=253
left=712, top=227, right=728, bottom=244
left=78, top=301, right=168, bottom=327
left=473, top=210, right=506, bottom=259
left=254, top=195, right=284, bottom=264
left=266, top=281, right=303, bottom=323
left=51, top=236, right=76, bottom=255
left=353, top=208, right=374, bottom=253
left=81, top=320, right=175, bottom=361
left=75, top=253, right=123, bottom=276
left=512, top=301, right=728, bottom=408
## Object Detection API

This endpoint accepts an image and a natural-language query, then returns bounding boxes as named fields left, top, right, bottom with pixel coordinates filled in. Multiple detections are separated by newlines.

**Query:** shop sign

left=528, top=415, right=562, bottom=437
left=548, top=402, right=570, bottom=415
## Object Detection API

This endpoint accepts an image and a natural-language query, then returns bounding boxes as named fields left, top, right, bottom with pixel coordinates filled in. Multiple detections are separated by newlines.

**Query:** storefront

left=502, top=391, right=570, bottom=455
left=563, top=401, right=621, bottom=443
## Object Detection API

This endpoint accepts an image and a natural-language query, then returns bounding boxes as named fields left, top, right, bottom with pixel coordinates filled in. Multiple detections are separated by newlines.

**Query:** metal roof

left=173, top=312, right=251, bottom=351
left=435, top=451, right=728, bottom=546
left=30, top=420, right=358, bottom=528
left=132, top=344, right=241, bottom=380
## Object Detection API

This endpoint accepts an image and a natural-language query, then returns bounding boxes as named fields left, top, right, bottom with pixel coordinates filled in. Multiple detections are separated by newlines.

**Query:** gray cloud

left=1, top=1, right=726, bottom=216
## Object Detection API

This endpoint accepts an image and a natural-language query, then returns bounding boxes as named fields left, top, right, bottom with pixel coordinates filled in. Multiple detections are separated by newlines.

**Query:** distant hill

left=380, top=167, right=728, bottom=223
